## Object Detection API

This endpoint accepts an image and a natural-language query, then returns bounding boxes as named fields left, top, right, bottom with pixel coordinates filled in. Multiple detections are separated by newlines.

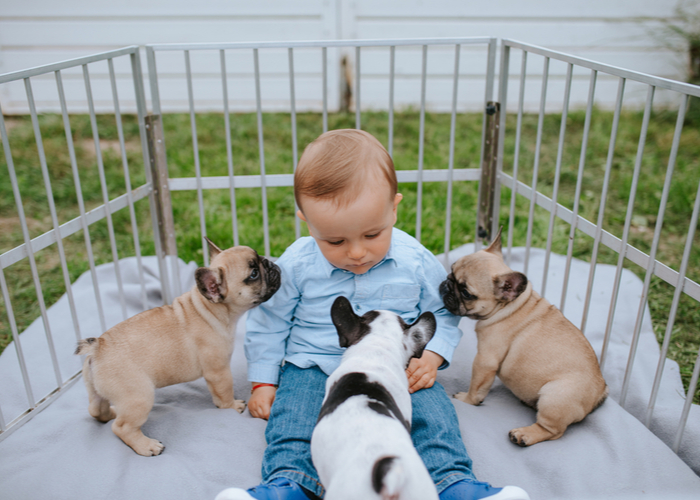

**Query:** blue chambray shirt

left=244, top=227, right=462, bottom=384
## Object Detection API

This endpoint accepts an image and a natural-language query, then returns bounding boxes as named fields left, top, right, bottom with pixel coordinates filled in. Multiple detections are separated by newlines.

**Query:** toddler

left=217, top=129, right=528, bottom=500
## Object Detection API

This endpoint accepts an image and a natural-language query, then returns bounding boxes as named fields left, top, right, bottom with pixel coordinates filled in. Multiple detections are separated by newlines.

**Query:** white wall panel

left=0, top=0, right=687, bottom=114
left=0, top=0, right=338, bottom=113
left=345, top=0, right=684, bottom=111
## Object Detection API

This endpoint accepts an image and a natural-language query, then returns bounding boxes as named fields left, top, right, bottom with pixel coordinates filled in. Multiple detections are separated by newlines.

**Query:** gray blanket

left=1, top=245, right=699, bottom=500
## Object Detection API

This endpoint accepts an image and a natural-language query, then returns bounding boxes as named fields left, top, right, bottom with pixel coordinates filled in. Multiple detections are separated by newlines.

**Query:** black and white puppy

left=310, top=296, right=439, bottom=500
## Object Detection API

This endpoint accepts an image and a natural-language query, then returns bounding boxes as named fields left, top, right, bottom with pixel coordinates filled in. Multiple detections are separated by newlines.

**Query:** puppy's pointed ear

left=195, top=267, right=227, bottom=303
left=331, top=296, right=365, bottom=348
left=485, top=226, right=503, bottom=256
left=494, top=272, right=528, bottom=303
left=405, top=311, right=436, bottom=359
left=205, top=237, right=223, bottom=260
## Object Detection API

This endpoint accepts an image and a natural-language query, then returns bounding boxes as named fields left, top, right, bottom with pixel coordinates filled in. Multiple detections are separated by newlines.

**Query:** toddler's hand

left=248, top=384, right=277, bottom=420
left=406, top=350, right=444, bottom=394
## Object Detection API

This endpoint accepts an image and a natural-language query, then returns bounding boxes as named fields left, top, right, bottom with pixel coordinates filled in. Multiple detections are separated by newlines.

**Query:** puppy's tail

left=372, top=456, right=405, bottom=500
left=74, top=337, right=99, bottom=356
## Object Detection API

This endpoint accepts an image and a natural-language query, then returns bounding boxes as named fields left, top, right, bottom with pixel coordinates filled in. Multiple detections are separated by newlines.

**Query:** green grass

left=1, top=108, right=699, bottom=404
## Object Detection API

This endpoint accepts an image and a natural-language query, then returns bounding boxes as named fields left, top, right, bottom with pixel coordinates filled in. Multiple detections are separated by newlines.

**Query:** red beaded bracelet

left=251, top=383, right=277, bottom=393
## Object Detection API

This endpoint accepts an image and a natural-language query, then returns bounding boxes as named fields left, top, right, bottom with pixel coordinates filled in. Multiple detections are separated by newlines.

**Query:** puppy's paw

left=134, top=438, right=165, bottom=457
left=454, top=391, right=483, bottom=406
left=508, top=428, right=530, bottom=448
left=509, top=426, right=548, bottom=447
left=509, top=423, right=557, bottom=446
left=453, top=391, right=468, bottom=402
left=216, top=398, right=247, bottom=413
left=233, top=399, right=246, bottom=414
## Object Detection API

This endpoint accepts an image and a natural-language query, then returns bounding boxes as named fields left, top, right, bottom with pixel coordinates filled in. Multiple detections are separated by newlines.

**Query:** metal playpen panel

left=0, top=38, right=699, bottom=470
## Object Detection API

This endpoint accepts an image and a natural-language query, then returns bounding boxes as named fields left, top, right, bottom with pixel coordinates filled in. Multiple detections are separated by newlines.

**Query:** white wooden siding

left=0, top=0, right=687, bottom=114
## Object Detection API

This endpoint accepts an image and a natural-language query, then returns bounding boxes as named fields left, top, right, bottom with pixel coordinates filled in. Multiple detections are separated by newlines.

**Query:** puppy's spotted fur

left=310, top=296, right=438, bottom=500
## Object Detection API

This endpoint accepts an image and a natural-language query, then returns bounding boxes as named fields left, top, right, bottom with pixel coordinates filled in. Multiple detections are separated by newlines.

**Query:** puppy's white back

left=312, top=396, right=435, bottom=500
left=312, top=304, right=438, bottom=500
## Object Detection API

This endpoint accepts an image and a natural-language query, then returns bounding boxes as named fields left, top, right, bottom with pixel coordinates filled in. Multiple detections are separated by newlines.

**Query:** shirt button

left=355, top=304, right=360, bottom=311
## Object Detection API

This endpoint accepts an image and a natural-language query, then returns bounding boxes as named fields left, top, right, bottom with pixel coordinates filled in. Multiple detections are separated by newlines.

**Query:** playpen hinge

left=477, top=100, right=501, bottom=243
left=145, top=114, right=177, bottom=258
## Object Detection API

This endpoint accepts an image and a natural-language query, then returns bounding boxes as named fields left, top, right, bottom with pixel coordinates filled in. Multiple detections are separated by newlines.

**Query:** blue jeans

left=261, top=364, right=476, bottom=498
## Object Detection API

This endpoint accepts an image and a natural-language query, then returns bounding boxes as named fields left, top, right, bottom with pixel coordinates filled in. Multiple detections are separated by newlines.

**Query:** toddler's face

left=298, top=184, right=402, bottom=275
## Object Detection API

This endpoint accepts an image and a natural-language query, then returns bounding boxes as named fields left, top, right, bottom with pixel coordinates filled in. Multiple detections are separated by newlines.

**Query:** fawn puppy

left=76, top=240, right=280, bottom=456
left=440, top=229, right=608, bottom=446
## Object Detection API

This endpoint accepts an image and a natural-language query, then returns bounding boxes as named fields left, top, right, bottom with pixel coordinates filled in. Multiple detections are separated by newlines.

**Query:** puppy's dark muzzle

left=440, top=275, right=460, bottom=314
left=258, top=258, right=281, bottom=303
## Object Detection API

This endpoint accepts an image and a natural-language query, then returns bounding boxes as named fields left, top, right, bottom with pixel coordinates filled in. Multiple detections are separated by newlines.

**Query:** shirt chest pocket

left=380, top=284, right=421, bottom=316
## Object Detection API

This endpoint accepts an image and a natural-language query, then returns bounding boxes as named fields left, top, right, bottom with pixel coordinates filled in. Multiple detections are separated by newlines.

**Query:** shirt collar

left=315, top=230, right=399, bottom=278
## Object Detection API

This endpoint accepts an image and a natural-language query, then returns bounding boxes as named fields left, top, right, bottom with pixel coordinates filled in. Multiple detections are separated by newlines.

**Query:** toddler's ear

left=390, top=193, right=403, bottom=225
left=296, top=209, right=307, bottom=222
left=393, top=193, right=403, bottom=209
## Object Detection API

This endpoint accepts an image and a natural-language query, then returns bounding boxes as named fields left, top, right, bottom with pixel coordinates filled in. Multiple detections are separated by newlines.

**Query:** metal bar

left=506, top=49, right=527, bottom=266
left=581, top=77, right=626, bottom=337
left=541, top=63, right=573, bottom=298
left=253, top=48, right=271, bottom=257
left=600, top=84, right=652, bottom=371
left=0, top=46, right=139, bottom=84
left=0, top=110, right=35, bottom=408
left=144, top=117, right=177, bottom=250
left=289, top=47, right=301, bottom=240
left=524, top=56, right=550, bottom=274
left=388, top=45, right=395, bottom=157
left=184, top=51, right=208, bottom=266
left=502, top=39, right=700, bottom=98
left=54, top=70, right=106, bottom=332
left=620, top=94, right=687, bottom=407
left=442, top=44, right=461, bottom=269
left=145, top=46, right=162, bottom=116
left=647, top=175, right=700, bottom=427
left=83, top=64, right=128, bottom=320
left=168, top=168, right=480, bottom=190
left=220, top=49, right=240, bottom=247
left=108, top=57, right=147, bottom=312
left=484, top=38, right=497, bottom=103
left=477, top=102, right=500, bottom=243
left=485, top=38, right=501, bottom=243
left=355, top=46, right=361, bottom=129
left=322, top=46, right=328, bottom=133
left=26, top=77, right=81, bottom=344
left=416, top=44, right=428, bottom=243
left=147, top=37, right=496, bottom=52
left=5, top=83, right=63, bottom=389
left=561, top=69, right=597, bottom=314
left=674, top=349, right=700, bottom=452
left=2, top=286, right=35, bottom=406
left=135, top=48, right=171, bottom=307
left=145, top=114, right=179, bottom=303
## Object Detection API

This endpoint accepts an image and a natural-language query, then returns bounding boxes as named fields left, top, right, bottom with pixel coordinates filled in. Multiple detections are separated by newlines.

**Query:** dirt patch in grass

left=78, top=138, right=142, bottom=159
